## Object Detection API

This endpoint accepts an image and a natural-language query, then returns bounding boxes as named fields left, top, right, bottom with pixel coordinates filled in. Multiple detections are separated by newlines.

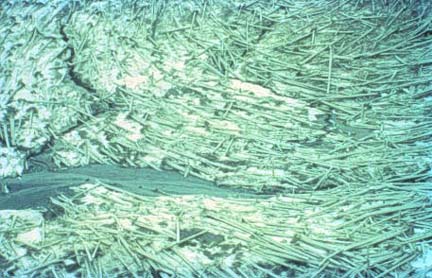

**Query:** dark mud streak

left=0, top=164, right=268, bottom=210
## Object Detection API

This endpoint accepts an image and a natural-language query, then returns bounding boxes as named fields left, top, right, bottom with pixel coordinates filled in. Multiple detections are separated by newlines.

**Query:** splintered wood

left=1, top=0, right=431, bottom=277
left=40, top=0, right=431, bottom=191
left=1, top=1, right=431, bottom=188
left=1, top=182, right=431, bottom=277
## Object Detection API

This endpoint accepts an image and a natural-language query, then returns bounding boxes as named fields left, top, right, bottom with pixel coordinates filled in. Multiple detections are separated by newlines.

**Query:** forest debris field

left=0, top=0, right=431, bottom=277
